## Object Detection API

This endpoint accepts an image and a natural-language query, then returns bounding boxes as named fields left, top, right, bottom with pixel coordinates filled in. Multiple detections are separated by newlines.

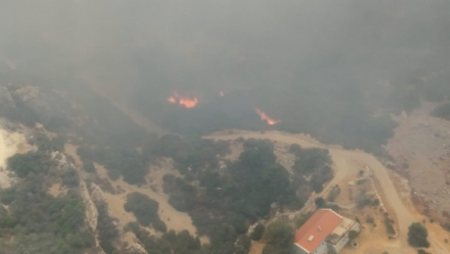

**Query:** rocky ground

left=386, top=101, right=450, bottom=220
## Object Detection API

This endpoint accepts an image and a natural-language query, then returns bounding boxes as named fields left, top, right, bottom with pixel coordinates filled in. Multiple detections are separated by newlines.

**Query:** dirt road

left=205, top=130, right=450, bottom=253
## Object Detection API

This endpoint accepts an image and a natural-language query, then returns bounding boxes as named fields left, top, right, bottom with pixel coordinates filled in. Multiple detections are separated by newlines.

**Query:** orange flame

left=219, top=91, right=225, bottom=97
left=179, top=97, right=198, bottom=108
left=255, top=107, right=280, bottom=125
left=167, top=91, right=198, bottom=108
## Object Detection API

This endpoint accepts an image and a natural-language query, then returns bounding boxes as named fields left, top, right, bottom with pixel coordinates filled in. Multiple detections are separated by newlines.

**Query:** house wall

left=312, top=240, right=328, bottom=254
left=294, top=240, right=328, bottom=254
left=328, top=222, right=360, bottom=253
left=294, top=243, right=309, bottom=254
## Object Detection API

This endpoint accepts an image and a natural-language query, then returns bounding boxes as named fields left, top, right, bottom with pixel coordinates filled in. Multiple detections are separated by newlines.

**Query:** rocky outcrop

left=90, top=183, right=106, bottom=204
left=51, top=151, right=71, bottom=170
left=57, top=155, right=99, bottom=232
left=124, top=232, right=149, bottom=254
left=80, top=179, right=99, bottom=232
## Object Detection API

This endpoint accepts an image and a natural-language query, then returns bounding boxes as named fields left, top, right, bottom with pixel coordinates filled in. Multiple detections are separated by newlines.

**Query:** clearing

left=64, top=143, right=200, bottom=244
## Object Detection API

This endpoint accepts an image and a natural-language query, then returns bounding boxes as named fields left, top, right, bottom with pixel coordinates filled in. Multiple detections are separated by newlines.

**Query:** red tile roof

left=295, top=209, right=343, bottom=253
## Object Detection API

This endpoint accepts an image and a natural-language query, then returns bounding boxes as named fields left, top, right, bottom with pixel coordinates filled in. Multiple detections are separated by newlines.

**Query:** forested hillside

left=0, top=135, right=98, bottom=254
left=0, top=1, right=449, bottom=253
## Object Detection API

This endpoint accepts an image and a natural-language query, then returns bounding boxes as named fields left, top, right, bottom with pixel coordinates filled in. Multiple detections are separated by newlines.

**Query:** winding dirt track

left=205, top=130, right=450, bottom=254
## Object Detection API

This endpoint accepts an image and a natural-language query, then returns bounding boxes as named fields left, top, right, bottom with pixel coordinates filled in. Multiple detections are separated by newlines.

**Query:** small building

left=294, top=209, right=360, bottom=254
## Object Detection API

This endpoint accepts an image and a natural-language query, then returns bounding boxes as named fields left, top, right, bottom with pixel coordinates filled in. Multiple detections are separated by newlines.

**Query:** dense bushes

left=0, top=138, right=95, bottom=253
left=124, top=192, right=166, bottom=232
left=160, top=139, right=303, bottom=253
left=290, top=144, right=330, bottom=175
left=156, top=138, right=333, bottom=253
left=231, top=140, right=301, bottom=215
left=32, top=134, right=65, bottom=152
left=95, top=201, right=119, bottom=254
left=144, top=135, right=229, bottom=174
left=62, top=168, right=79, bottom=187
left=77, top=135, right=229, bottom=185
left=290, top=144, right=333, bottom=193
left=163, top=175, right=196, bottom=212
left=77, top=146, right=148, bottom=184
left=7, top=152, right=50, bottom=178
left=7, top=135, right=64, bottom=178
left=262, top=218, right=295, bottom=254
left=0, top=177, right=93, bottom=254
left=124, top=222, right=203, bottom=254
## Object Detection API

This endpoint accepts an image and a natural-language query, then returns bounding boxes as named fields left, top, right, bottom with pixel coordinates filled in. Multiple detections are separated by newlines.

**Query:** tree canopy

left=408, top=223, right=430, bottom=248
left=124, top=192, right=166, bottom=232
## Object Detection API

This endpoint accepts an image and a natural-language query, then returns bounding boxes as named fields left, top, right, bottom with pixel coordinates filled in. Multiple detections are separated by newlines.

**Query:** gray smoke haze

left=2, top=1, right=448, bottom=88
left=0, top=0, right=449, bottom=148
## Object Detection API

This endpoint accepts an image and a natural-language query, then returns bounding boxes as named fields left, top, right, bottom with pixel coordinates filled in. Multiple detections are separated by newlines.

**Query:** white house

left=294, top=209, right=360, bottom=254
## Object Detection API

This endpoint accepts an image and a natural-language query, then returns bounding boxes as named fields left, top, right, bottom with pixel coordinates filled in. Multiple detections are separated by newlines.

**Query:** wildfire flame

left=255, top=107, right=280, bottom=125
left=167, top=91, right=198, bottom=108
left=219, top=91, right=225, bottom=97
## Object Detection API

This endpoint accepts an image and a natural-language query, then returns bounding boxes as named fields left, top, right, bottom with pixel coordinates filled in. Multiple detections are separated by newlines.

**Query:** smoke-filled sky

left=0, top=0, right=449, bottom=141
left=2, top=1, right=449, bottom=86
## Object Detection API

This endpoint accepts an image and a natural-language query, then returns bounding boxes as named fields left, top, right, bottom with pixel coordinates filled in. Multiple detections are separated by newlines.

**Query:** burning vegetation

left=255, top=107, right=280, bottom=125
left=167, top=91, right=199, bottom=108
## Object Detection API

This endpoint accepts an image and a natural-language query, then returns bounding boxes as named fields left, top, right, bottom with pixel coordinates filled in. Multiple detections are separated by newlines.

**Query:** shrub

left=7, top=152, right=49, bottom=178
left=384, top=214, right=396, bottom=236
left=82, top=160, right=96, bottom=173
left=62, top=168, right=79, bottom=187
left=365, top=215, right=375, bottom=225
left=408, top=223, right=430, bottom=248
left=96, top=201, right=119, bottom=254
left=315, top=197, right=326, bottom=208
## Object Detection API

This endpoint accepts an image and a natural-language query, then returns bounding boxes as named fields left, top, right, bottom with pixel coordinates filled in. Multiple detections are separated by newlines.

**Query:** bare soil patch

left=94, top=160, right=198, bottom=236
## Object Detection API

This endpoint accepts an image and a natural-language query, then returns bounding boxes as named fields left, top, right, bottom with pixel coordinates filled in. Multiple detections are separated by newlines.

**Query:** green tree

left=7, top=152, right=49, bottom=178
left=408, top=223, right=430, bottom=248
left=263, top=219, right=294, bottom=249
left=315, top=197, right=325, bottom=208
